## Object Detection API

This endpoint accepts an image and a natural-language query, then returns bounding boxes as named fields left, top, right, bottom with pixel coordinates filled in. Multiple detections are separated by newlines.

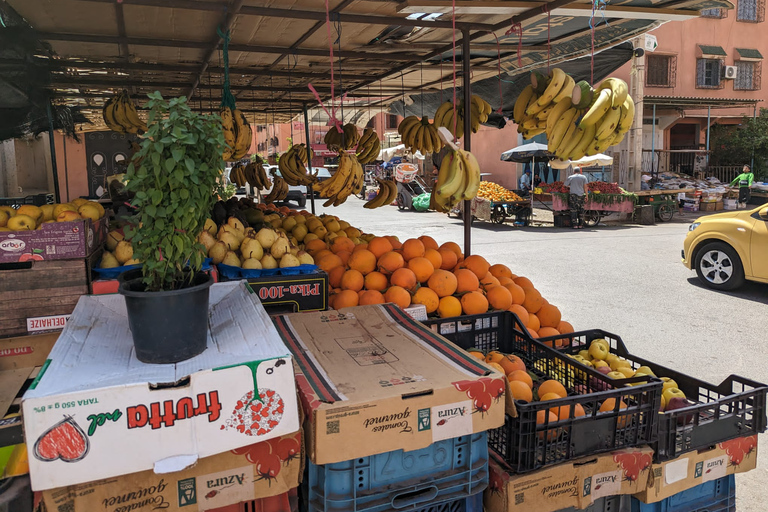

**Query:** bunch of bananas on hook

left=432, top=95, right=492, bottom=140
left=103, top=90, right=147, bottom=134
left=397, top=116, right=443, bottom=155
left=355, top=128, right=382, bottom=164
left=363, top=178, right=398, bottom=209
left=312, top=150, right=364, bottom=207
left=430, top=149, right=481, bottom=211
left=324, top=123, right=360, bottom=150
left=221, top=106, right=253, bottom=161
left=278, top=144, right=316, bottom=186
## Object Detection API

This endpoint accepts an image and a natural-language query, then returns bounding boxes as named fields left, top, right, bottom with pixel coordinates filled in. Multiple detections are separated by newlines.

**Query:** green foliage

left=124, top=92, right=226, bottom=292
left=709, top=108, right=768, bottom=179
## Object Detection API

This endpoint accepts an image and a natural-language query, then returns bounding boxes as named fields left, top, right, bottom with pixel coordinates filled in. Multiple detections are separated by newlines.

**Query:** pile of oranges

left=477, top=182, right=523, bottom=203
left=303, top=224, right=574, bottom=343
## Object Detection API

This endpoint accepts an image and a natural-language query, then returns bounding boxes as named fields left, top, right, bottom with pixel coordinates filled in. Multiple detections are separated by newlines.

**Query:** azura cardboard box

left=634, top=435, right=758, bottom=504
left=41, top=430, right=303, bottom=512
left=273, top=303, right=507, bottom=465
left=485, top=446, right=653, bottom=512
left=23, top=281, right=300, bottom=490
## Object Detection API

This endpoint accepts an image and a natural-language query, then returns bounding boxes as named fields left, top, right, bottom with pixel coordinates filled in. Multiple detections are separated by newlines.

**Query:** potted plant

left=119, top=92, right=226, bottom=364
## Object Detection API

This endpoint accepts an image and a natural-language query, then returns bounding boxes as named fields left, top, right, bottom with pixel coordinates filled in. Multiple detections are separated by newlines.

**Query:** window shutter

left=696, top=59, right=706, bottom=86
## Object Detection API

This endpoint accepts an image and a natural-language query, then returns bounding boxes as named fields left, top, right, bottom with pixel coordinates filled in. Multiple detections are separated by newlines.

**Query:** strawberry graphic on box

left=221, top=389, right=285, bottom=437
left=33, top=416, right=90, bottom=463
left=453, top=376, right=504, bottom=414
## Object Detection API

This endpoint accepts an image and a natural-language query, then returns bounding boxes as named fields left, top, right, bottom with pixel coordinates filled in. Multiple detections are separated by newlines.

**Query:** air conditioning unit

left=723, top=65, right=738, bottom=79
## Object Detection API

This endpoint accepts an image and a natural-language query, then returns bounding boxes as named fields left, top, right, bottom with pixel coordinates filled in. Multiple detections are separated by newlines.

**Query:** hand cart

left=394, top=163, right=430, bottom=211
left=634, top=188, right=694, bottom=222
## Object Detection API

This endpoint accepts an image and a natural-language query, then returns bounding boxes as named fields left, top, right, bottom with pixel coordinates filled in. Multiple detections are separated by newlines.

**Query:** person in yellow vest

left=729, top=164, right=754, bottom=209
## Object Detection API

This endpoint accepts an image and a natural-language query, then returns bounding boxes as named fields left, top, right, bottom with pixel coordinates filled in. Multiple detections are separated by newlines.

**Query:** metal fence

left=706, top=166, right=742, bottom=183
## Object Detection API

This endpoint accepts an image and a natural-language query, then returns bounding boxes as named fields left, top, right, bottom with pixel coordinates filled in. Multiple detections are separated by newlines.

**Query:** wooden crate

left=0, top=259, right=89, bottom=338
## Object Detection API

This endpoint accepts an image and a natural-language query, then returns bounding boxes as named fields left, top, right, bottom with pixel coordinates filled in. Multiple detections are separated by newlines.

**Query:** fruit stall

left=2, top=0, right=762, bottom=511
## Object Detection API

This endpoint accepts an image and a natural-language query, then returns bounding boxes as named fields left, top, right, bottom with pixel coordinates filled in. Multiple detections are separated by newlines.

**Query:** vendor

left=519, top=169, right=532, bottom=195
left=564, top=167, right=589, bottom=229
left=729, top=165, right=754, bottom=208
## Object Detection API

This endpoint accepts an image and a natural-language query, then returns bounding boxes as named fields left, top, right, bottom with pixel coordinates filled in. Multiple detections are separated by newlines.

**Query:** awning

left=735, top=48, right=763, bottom=61
left=550, top=154, right=614, bottom=169
left=698, top=45, right=727, bottom=58
left=643, top=96, right=759, bottom=109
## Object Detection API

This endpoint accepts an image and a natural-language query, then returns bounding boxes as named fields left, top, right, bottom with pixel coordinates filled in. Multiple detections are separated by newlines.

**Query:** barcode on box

left=326, top=420, right=339, bottom=435
left=515, top=492, right=524, bottom=505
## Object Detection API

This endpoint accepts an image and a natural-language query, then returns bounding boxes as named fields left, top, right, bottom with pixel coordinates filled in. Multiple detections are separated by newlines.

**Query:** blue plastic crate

left=413, top=492, right=482, bottom=512
left=558, top=495, right=632, bottom=512
left=306, top=432, right=488, bottom=512
left=631, top=475, right=735, bottom=512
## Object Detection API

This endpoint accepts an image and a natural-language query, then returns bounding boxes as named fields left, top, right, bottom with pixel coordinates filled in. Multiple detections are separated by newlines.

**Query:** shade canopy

left=549, top=153, right=615, bottom=169
left=500, top=142, right=553, bottom=163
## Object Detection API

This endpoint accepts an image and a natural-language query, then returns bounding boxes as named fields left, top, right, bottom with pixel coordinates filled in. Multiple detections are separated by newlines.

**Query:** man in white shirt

left=519, top=169, right=532, bottom=195
left=564, top=167, right=589, bottom=228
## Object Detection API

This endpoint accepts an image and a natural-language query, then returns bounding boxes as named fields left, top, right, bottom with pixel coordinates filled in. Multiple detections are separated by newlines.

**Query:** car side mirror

left=760, top=207, right=768, bottom=221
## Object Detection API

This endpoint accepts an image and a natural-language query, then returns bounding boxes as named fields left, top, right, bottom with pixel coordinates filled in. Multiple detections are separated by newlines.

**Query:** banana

left=232, top=109, right=252, bottom=159
left=535, top=67, right=566, bottom=107
left=587, top=132, right=617, bottom=156
left=598, top=78, right=628, bottom=108
left=559, top=126, right=585, bottom=160
left=545, top=98, right=574, bottom=136
left=595, top=107, right=622, bottom=140
left=436, top=151, right=464, bottom=198
left=547, top=107, right=578, bottom=151
left=579, top=89, right=613, bottom=128
left=120, top=91, right=147, bottom=132
left=555, top=122, right=579, bottom=159
left=433, top=102, right=452, bottom=127
left=616, top=96, right=635, bottom=134
left=513, top=85, right=535, bottom=124
left=525, top=95, right=550, bottom=117
left=552, top=74, right=575, bottom=104
left=522, top=118, right=540, bottom=131
left=364, top=178, right=389, bottom=208
left=398, top=116, right=419, bottom=136
left=102, top=96, right=125, bottom=133
left=429, top=125, right=443, bottom=153
left=569, top=124, right=597, bottom=161
left=459, top=150, right=481, bottom=201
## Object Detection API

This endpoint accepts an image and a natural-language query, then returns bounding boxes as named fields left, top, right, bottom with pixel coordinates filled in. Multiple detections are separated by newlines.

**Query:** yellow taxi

left=682, top=204, right=768, bottom=290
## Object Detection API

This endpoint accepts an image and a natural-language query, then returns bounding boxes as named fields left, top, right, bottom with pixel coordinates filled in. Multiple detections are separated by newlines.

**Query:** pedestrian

left=533, top=174, right=543, bottom=189
left=564, top=166, right=589, bottom=228
left=729, top=164, right=754, bottom=208
left=519, top=169, right=532, bottom=195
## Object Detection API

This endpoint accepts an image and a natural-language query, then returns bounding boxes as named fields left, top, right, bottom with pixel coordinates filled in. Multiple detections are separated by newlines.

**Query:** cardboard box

left=0, top=217, right=107, bottom=263
left=41, top=430, right=303, bottom=512
left=0, top=333, right=58, bottom=371
left=634, top=435, right=758, bottom=504
left=715, top=200, right=724, bottom=211
left=700, top=202, right=718, bottom=212
left=244, top=271, right=328, bottom=312
left=273, top=303, right=506, bottom=465
left=485, top=446, right=653, bottom=512
left=22, top=282, right=300, bottom=490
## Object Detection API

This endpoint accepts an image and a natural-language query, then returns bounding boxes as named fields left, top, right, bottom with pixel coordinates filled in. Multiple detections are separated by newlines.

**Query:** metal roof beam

left=50, top=77, right=334, bottom=93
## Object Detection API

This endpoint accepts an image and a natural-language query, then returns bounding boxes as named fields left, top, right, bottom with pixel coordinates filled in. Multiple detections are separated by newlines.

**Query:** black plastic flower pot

left=118, top=271, right=213, bottom=364
left=117, top=267, right=143, bottom=285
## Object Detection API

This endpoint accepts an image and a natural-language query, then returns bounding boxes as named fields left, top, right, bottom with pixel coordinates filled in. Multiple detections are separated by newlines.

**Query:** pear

left=256, top=228, right=277, bottom=249
left=227, top=216, right=246, bottom=233
left=106, top=230, right=124, bottom=251
left=270, top=236, right=291, bottom=259
left=114, top=240, right=134, bottom=264
left=297, top=250, right=314, bottom=266
left=198, top=230, right=216, bottom=252
left=242, top=258, right=263, bottom=270
left=204, top=218, right=217, bottom=235
left=280, top=254, right=301, bottom=268
left=281, top=216, right=297, bottom=232
left=124, top=258, right=141, bottom=265
left=292, top=224, right=308, bottom=242
left=289, top=245, right=299, bottom=256
left=100, top=251, right=119, bottom=269
left=260, top=254, right=278, bottom=269
left=241, top=237, right=264, bottom=260
left=218, top=230, right=241, bottom=251
left=269, top=218, right=283, bottom=229
left=208, top=241, right=228, bottom=264
left=243, top=227, right=256, bottom=238
left=221, top=224, right=245, bottom=242
left=222, top=251, right=241, bottom=267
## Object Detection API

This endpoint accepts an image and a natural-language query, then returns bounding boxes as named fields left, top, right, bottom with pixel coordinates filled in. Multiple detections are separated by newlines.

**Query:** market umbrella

left=500, top=142, right=553, bottom=163
left=549, top=154, right=614, bottom=169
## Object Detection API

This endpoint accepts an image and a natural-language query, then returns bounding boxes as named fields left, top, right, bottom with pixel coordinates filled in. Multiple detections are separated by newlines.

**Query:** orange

left=461, top=291, right=489, bottom=315
left=497, top=276, right=515, bottom=287
left=486, top=285, right=513, bottom=311
left=316, top=253, right=343, bottom=272
left=348, top=249, right=377, bottom=275
left=508, top=304, right=529, bottom=326
left=527, top=313, right=541, bottom=332
left=485, top=351, right=505, bottom=364
left=423, top=248, right=443, bottom=270
left=552, top=404, right=586, bottom=421
left=489, top=264, right=513, bottom=279
left=461, top=255, right=490, bottom=279
left=538, top=380, right=567, bottom=399
left=305, top=239, right=327, bottom=255
left=328, top=266, right=345, bottom=288
left=333, top=289, right=359, bottom=309
left=364, top=271, right=388, bottom=291
left=437, top=296, right=462, bottom=318
left=508, top=380, right=533, bottom=402
left=454, top=269, right=480, bottom=293
left=508, top=370, right=533, bottom=389
left=384, top=286, right=411, bottom=309
left=514, top=276, right=535, bottom=290
left=536, top=410, right=559, bottom=440
left=418, top=235, right=439, bottom=250
left=340, top=269, right=364, bottom=291
left=539, top=392, right=562, bottom=402
left=314, top=249, right=333, bottom=262
left=438, top=248, right=458, bottom=270
left=385, top=235, right=402, bottom=250
left=412, top=287, right=439, bottom=313
left=537, top=304, right=562, bottom=328
left=439, top=241, right=463, bottom=260
left=330, top=237, right=355, bottom=254
left=408, top=257, right=435, bottom=283
left=468, top=350, right=485, bottom=360
left=367, top=237, right=393, bottom=258
left=390, top=268, right=417, bottom=291
left=488, top=362, right=506, bottom=374
left=504, top=283, right=526, bottom=305
left=335, top=250, right=352, bottom=266
left=527, top=329, right=539, bottom=338
left=498, top=354, right=526, bottom=375
left=377, top=251, right=405, bottom=274
left=557, top=321, right=575, bottom=335
left=522, top=288, right=544, bottom=313
left=328, top=292, right=336, bottom=309
left=537, top=327, right=560, bottom=339
left=359, top=290, right=385, bottom=305
left=353, top=243, right=369, bottom=252
left=479, top=273, right=500, bottom=291
left=599, top=398, right=629, bottom=427
left=427, top=269, right=458, bottom=297
left=401, top=239, right=426, bottom=261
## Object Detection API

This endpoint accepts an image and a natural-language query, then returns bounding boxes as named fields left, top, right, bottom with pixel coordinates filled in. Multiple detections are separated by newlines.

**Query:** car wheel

left=694, top=242, right=745, bottom=290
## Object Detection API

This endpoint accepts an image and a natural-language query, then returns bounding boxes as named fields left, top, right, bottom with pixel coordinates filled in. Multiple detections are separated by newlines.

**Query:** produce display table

left=453, top=196, right=532, bottom=225
left=635, top=188, right=693, bottom=222
left=552, top=194, right=635, bottom=214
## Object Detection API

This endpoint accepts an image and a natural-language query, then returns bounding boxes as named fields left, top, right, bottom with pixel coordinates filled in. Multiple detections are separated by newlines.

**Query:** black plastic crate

left=0, top=193, right=54, bottom=208
left=539, top=329, right=768, bottom=462
left=423, top=312, right=662, bottom=473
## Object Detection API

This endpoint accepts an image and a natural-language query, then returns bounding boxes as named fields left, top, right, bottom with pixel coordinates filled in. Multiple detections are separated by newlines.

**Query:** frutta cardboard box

left=635, top=435, right=758, bottom=503
left=40, top=430, right=303, bottom=512
left=485, top=446, right=653, bottom=512
left=0, top=217, right=107, bottom=263
left=22, top=281, right=300, bottom=490
left=273, top=303, right=507, bottom=465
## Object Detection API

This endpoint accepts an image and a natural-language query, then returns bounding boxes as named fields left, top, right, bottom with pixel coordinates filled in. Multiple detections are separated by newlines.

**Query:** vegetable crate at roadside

left=422, top=311, right=662, bottom=473
left=538, top=329, right=768, bottom=462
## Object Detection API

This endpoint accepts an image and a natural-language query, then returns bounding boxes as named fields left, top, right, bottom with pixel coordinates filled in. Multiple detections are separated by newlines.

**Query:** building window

left=386, top=114, right=399, bottom=129
left=646, top=55, right=677, bottom=87
left=734, top=61, right=762, bottom=90
left=701, top=7, right=727, bottom=17
left=696, top=59, right=724, bottom=88
left=737, top=0, right=765, bottom=21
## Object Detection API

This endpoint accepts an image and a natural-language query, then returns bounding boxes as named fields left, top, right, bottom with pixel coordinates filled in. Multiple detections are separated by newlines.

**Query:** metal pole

left=46, top=102, right=62, bottom=203
left=303, top=105, right=316, bottom=214
left=705, top=106, right=711, bottom=166
left=651, top=104, right=656, bottom=178
left=751, top=105, right=757, bottom=170
left=462, top=30, right=472, bottom=257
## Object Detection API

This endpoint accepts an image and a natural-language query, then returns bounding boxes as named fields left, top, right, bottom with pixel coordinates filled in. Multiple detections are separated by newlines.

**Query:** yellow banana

left=579, top=89, right=613, bottom=128
left=569, top=124, right=597, bottom=161
left=548, top=107, right=578, bottom=150
left=459, top=150, right=481, bottom=200
left=535, top=67, right=566, bottom=108
left=513, top=85, right=535, bottom=124
left=598, top=78, right=628, bottom=108
left=595, top=107, right=622, bottom=141
left=546, top=98, right=574, bottom=137
left=616, top=96, right=635, bottom=134
left=552, top=74, right=575, bottom=104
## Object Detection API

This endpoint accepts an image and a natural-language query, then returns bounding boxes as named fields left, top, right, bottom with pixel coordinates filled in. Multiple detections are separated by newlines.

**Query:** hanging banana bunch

left=278, top=144, right=316, bottom=186
left=356, top=128, right=382, bottom=164
left=243, top=157, right=272, bottom=191
left=324, top=123, right=360, bottom=150
left=312, top=150, right=364, bottom=207
left=220, top=107, right=253, bottom=161
left=363, top=178, right=398, bottom=209
left=432, top=149, right=481, bottom=211
left=263, top=173, right=289, bottom=203
left=432, top=95, right=492, bottom=140
left=397, top=116, right=443, bottom=155
left=103, top=90, right=147, bottom=134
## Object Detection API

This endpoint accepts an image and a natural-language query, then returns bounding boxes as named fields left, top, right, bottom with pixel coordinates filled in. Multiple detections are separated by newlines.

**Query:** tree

left=709, top=108, right=768, bottom=179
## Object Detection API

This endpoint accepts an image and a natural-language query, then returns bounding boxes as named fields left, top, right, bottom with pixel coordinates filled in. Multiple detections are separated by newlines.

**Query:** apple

left=610, top=359, right=632, bottom=371
left=589, top=342, right=610, bottom=361
left=662, top=387, right=686, bottom=405
left=665, top=397, right=696, bottom=425
left=7, top=214, right=36, bottom=231
left=604, top=353, right=619, bottom=366
left=57, top=211, right=81, bottom=222
left=593, top=360, right=609, bottom=369
left=591, top=338, right=610, bottom=352
left=635, top=366, right=656, bottom=377
left=617, top=367, right=635, bottom=379
left=78, top=203, right=102, bottom=222
left=606, top=371, right=626, bottom=380
left=659, top=393, right=667, bottom=411
left=661, top=378, right=678, bottom=392
left=596, top=365, right=612, bottom=376
left=578, top=350, right=591, bottom=360
left=16, top=205, right=43, bottom=224
left=0, top=210, right=10, bottom=227
left=53, top=203, right=77, bottom=218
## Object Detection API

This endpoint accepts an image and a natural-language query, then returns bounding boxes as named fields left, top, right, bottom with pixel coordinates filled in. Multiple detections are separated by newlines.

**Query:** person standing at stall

left=564, top=167, right=589, bottom=229
left=519, top=169, right=532, bottom=195
left=729, top=165, right=754, bottom=209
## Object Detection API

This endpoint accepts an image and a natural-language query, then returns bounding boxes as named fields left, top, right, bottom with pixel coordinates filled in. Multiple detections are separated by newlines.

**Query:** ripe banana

left=545, top=98, right=574, bottom=137
left=598, top=78, right=628, bottom=108
left=547, top=107, right=578, bottom=151
left=279, top=144, right=316, bottom=186
left=552, top=74, right=576, bottom=104
left=325, top=123, right=360, bottom=150
left=357, top=128, right=382, bottom=164
left=433, top=148, right=481, bottom=209
left=364, top=178, right=397, bottom=209
left=402, top=116, right=442, bottom=154
left=513, top=85, right=535, bottom=124
left=595, top=107, right=622, bottom=141
left=616, top=96, right=635, bottom=135
left=535, top=68, right=566, bottom=108
left=579, top=89, right=613, bottom=128
left=569, top=124, right=597, bottom=161
left=103, top=90, right=147, bottom=134
left=264, top=176, right=289, bottom=203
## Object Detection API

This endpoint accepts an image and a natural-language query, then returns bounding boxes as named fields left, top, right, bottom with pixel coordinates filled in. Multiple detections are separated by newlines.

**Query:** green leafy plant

left=124, top=92, right=226, bottom=292
left=709, top=108, right=768, bottom=179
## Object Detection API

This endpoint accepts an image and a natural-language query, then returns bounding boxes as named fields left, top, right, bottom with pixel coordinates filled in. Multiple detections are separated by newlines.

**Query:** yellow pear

left=227, top=216, right=245, bottom=233
left=124, top=258, right=141, bottom=266
left=208, top=241, right=228, bottom=264
left=260, top=254, right=278, bottom=269
left=106, top=230, right=124, bottom=251
left=240, top=238, right=264, bottom=260
left=204, top=218, right=217, bottom=235
left=114, top=240, right=134, bottom=264
left=256, top=228, right=277, bottom=249
left=217, top=230, right=241, bottom=251
left=198, top=230, right=216, bottom=252
left=270, top=236, right=291, bottom=259
left=297, top=251, right=314, bottom=265
left=242, top=258, right=263, bottom=269
left=100, top=251, right=119, bottom=268
left=222, top=251, right=241, bottom=267
left=280, top=254, right=301, bottom=268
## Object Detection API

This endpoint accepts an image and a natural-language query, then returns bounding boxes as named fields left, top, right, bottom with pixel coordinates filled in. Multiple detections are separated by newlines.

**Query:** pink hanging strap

left=505, top=22, right=523, bottom=69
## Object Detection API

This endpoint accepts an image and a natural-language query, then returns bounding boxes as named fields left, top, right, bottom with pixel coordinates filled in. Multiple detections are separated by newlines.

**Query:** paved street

left=308, top=195, right=768, bottom=510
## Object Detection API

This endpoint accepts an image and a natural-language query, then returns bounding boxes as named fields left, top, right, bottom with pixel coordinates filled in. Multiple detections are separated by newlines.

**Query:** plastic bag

left=412, top=193, right=431, bottom=212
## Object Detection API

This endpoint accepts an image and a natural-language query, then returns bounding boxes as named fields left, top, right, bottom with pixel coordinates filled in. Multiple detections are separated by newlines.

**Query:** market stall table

left=635, top=188, right=695, bottom=222
left=552, top=193, right=636, bottom=227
